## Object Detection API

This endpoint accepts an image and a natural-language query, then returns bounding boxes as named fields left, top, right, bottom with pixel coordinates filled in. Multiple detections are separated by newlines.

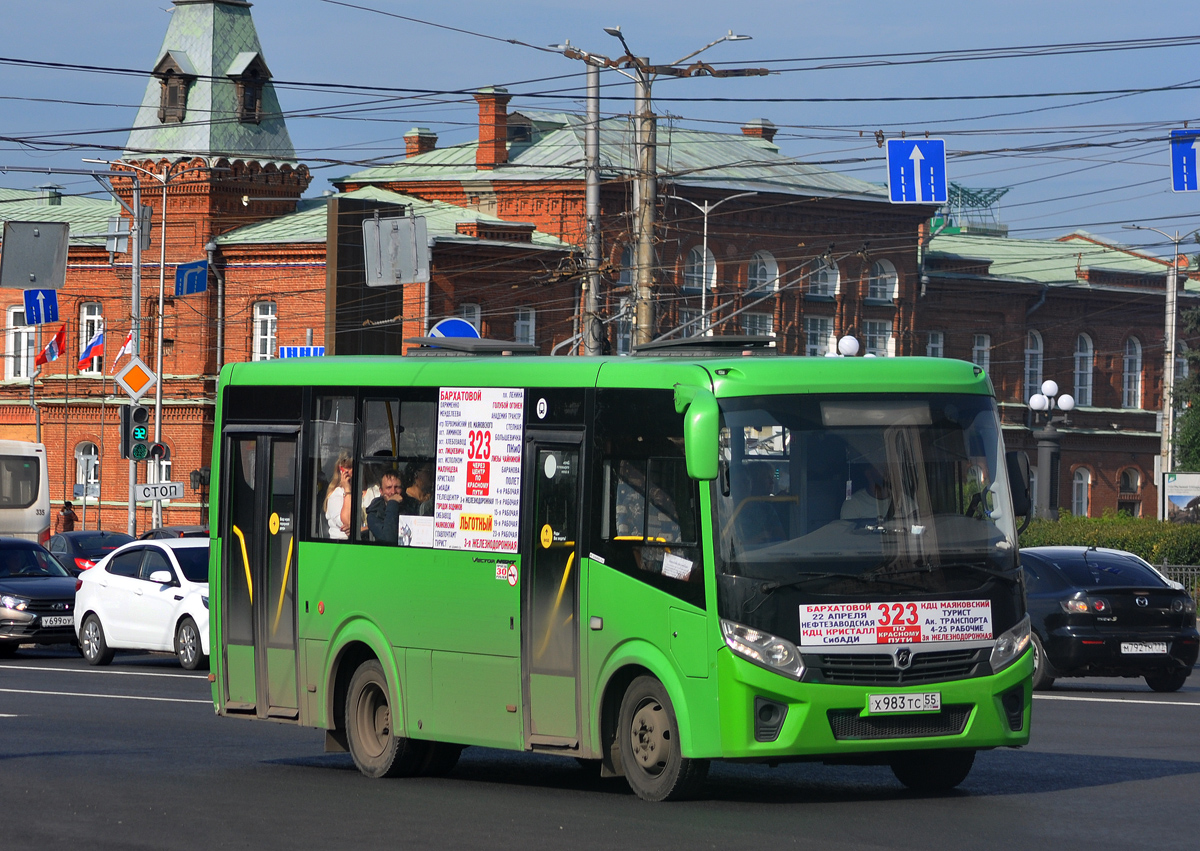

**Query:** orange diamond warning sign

left=114, top=356, right=157, bottom=402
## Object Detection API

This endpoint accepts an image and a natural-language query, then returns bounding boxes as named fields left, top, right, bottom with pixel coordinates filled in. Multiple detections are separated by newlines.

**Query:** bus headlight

left=989, top=614, right=1031, bottom=673
left=720, top=618, right=804, bottom=680
left=0, top=595, right=29, bottom=612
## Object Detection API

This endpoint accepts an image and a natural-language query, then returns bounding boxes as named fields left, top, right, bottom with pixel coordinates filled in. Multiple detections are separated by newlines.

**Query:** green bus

left=209, top=337, right=1032, bottom=801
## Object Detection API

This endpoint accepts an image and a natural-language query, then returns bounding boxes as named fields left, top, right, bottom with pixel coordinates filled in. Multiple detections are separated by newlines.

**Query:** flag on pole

left=111, top=329, right=134, bottom=373
left=78, top=330, right=104, bottom=371
left=34, top=324, right=66, bottom=367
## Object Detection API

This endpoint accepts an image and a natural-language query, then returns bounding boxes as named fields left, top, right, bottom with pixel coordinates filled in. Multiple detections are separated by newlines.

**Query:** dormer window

left=227, top=52, right=272, bottom=125
left=152, top=51, right=196, bottom=125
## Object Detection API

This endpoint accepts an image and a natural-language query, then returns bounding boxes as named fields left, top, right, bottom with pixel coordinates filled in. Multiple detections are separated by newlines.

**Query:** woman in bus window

left=324, top=451, right=353, bottom=540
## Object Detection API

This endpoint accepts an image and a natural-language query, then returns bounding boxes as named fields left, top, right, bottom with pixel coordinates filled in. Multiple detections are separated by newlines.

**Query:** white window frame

left=926, top=330, right=944, bottom=358
left=618, top=244, right=634, bottom=288
left=678, top=307, right=702, bottom=338
left=805, top=316, right=833, bottom=357
left=683, top=246, right=716, bottom=293
left=808, top=258, right=839, bottom=297
left=615, top=297, right=632, bottom=355
left=74, top=442, right=99, bottom=488
left=1072, top=468, right=1091, bottom=517
left=1074, top=333, right=1094, bottom=407
left=747, top=251, right=778, bottom=293
left=252, top=301, right=277, bottom=362
left=1025, top=330, right=1043, bottom=402
left=1123, top=336, right=1142, bottom=409
left=5, top=306, right=34, bottom=381
left=1177, top=342, right=1190, bottom=383
left=972, top=333, right=991, bottom=372
left=513, top=307, right=535, bottom=346
left=867, top=259, right=898, bottom=301
left=742, top=312, right=773, bottom=337
left=79, top=301, right=103, bottom=375
left=864, top=320, right=893, bottom=357
left=458, top=302, right=481, bottom=333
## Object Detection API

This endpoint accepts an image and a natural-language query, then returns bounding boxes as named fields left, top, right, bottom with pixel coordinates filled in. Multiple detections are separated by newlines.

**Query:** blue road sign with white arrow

left=1171, top=130, right=1200, bottom=192
left=23, top=288, right=58, bottom=325
left=429, top=317, right=481, bottom=339
left=886, top=139, right=948, bottom=204
left=174, top=259, right=208, bottom=296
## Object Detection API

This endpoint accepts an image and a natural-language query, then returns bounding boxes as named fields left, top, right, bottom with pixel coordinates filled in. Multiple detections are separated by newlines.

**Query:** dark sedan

left=139, top=526, right=208, bottom=541
left=1021, top=546, right=1199, bottom=692
left=48, top=530, right=134, bottom=572
left=0, top=538, right=78, bottom=656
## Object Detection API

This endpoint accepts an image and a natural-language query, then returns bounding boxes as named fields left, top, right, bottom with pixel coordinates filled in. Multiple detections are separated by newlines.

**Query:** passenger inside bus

left=402, top=461, right=434, bottom=516
left=840, top=463, right=892, bottom=522
left=323, top=451, right=353, bottom=540
left=365, top=471, right=406, bottom=544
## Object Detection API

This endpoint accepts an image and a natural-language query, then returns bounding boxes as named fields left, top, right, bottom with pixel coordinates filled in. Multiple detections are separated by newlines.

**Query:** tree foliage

left=1020, top=513, right=1200, bottom=565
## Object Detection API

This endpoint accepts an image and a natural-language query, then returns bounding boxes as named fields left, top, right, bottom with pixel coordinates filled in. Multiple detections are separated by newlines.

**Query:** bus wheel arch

left=325, top=626, right=402, bottom=741
left=598, top=664, right=651, bottom=777
left=595, top=651, right=696, bottom=777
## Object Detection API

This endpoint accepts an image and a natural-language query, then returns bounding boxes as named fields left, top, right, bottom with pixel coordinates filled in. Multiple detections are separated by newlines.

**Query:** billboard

left=1161, top=471, right=1200, bottom=523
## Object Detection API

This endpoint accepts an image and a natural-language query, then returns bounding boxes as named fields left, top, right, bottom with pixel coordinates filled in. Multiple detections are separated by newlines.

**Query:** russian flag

left=35, top=324, right=66, bottom=368
left=78, top=330, right=104, bottom=370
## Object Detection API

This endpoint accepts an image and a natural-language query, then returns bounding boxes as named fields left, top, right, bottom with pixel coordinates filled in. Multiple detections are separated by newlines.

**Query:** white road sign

left=134, top=481, right=183, bottom=502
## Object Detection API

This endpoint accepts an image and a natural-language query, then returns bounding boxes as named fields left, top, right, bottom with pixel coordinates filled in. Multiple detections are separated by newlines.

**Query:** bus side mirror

left=674, top=384, right=719, bottom=481
left=1006, top=450, right=1031, bottom=518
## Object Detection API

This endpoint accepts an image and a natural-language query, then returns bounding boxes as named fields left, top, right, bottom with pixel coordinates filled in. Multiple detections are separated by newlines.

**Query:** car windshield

left=1049, top=552, right=1168, bottom=588
left=73, top=533, right=134, bottom=558
left=172, top=546, right=210, bottom=583
left=0, top=546, right=69, bottom=578
left=714, top=393, right=1017, bottom=597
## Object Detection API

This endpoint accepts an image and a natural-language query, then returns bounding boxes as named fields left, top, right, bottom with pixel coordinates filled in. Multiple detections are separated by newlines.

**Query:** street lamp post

left=1028, top=380, right=1075, bottom=520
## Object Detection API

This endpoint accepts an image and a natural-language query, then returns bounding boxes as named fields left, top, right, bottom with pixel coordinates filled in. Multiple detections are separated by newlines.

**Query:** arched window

left=1025, top=331, right=1043, bottom=402
left=1074, top=334, right=1094, bottom=407
left=618, top=244, right=633, bottom=288
left=74, top=442, right=98, bottom=490
left=1072, top=468, right=1091, bottom=517
left=252, top=301, right=276, bottom=361
left=79, top=302, right=103, bottom=374
left=1123, top=336, right=1143, bottom=409
left=1119, top=468, right=1140, bottom=494
left=683, top=246, right=716, bottom=293
left=808, top=257, right=839, bottom=297
left=867, top=259, right=898, bottom=301
left=1118, top=468, right=1142, bottom=517
left=747, top=251, right=778, bottom=292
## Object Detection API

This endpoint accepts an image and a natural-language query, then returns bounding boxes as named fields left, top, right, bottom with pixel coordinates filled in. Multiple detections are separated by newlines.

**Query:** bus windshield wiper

left=759, top=571, right=926, bottom=594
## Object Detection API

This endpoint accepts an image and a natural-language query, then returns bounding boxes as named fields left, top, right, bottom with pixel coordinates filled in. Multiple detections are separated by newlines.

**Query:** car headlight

left=990, top=614, right=1031, bottom=673
left=201, top=595, right=209, bottom=610
left=720, top=618, right=804, bottom=679
left=0, top=594, right=29, bottom=612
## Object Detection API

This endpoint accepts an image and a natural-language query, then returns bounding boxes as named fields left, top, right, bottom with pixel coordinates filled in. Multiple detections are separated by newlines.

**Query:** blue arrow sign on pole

left=429, top=317, right=481, bottom=339
left=23, top=288, right=58, bottom=325
left=1171, top=130, right=1200, bottom=192
left=174, top=259, right=208, bottom=296
left=886, top=139, right=948, bottom=204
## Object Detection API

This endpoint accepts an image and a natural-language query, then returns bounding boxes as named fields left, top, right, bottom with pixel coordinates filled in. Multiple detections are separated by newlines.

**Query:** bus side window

left=310, top=396, right=356, bottom=541
left=356, top=394, right=438, bottom=545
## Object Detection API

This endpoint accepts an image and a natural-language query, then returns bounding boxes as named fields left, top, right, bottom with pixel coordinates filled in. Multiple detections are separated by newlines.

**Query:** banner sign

left=799, top=599, right=993, bottom=646
left=434, top=387, right=524, bottom=553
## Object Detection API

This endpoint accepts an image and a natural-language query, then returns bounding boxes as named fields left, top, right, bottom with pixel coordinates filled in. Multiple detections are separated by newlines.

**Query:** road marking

left=0, top=713, right=17, bottom=717
left=0, top=687, right=209, bottom=705
left=1034, top=694, right=1200, bottom=708
left=0, top=664, right=206, bottom=680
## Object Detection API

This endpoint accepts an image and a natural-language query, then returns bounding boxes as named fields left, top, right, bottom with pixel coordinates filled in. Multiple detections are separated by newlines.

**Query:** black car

left=139, top=526, right=209, bottom=541
left=0, top=537, right=78, bottom=656
left=1021, top=546, right=1199, bottom=692
left=48, top=530, right=134, bottom=572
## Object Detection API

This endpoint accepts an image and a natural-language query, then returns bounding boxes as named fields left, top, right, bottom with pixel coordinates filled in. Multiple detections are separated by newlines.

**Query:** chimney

left=741, top=119, right=777, bottom=144
left=474, top=86, right=512, bottom=170
left=36, top=184, right=63, bottom=206
left=404, top=127, right=438, bottom=158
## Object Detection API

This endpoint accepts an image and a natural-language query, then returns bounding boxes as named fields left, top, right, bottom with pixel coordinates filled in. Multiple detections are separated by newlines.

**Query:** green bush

left=1019, top=514, right=1200, bottom=565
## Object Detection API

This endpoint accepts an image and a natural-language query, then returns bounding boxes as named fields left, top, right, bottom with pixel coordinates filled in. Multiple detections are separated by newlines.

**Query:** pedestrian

left=55, top=501, right=78, bottom=533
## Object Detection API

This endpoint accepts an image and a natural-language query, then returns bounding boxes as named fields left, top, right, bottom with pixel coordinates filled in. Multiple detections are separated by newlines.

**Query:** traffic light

left=148, top=442, right=170, bottom=462
left=121, top=404, right=150, bottom=461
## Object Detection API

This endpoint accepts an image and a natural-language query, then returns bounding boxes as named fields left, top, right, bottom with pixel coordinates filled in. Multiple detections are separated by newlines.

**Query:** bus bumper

left=714, top=645, right=1032, bottom=760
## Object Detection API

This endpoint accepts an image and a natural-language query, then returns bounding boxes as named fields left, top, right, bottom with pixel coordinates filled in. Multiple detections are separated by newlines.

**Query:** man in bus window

left=403, top=461, right=434, bottom=516
left=55, top=501, right=78, bottom=533
left=366, top=471, right=410, bottom=544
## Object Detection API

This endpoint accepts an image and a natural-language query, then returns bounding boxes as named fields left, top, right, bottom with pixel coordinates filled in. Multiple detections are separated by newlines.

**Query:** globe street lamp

left=1028, top=380, right=1075, bottom=520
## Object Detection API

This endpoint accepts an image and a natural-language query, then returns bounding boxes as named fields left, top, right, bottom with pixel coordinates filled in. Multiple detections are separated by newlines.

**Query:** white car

left=74, top=538, right=210, bottom=670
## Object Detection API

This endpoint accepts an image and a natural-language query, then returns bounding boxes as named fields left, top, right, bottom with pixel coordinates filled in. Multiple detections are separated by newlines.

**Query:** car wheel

left=174, top=617, right=208, bottom=671
left=344, top=660, right=427, bottom=778
left=80, top=614, right=115, bottom=666
left=890, top=748, right=976, bottom=793
left=1145, top=669, right=1189, bottom=693
left=617, top=675, right=709, bottom=801
left=1031, top=633, right=1055, bottom=690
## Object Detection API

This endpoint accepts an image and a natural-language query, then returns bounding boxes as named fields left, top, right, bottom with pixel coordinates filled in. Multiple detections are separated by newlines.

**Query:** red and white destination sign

left=434, top=387, right=524, bottom=553
left=799, top=600, right=993, bottom=646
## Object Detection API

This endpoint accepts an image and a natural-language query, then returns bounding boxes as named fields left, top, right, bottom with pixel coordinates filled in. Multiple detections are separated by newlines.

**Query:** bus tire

left=80, top=614, right=114, bottom=666
left=175, top=617, right=208, bottom=671
left=617, top=675, right=708, bottom=801
left=890, top=748, right=975, bottom=793
left=345, top=660, right=426, bottom=778
left=1031, top=633, right=1055, bottom=690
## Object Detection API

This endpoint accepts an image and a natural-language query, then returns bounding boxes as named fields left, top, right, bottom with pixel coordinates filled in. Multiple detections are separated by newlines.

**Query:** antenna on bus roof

left=403, top=337, right=539, bottom=357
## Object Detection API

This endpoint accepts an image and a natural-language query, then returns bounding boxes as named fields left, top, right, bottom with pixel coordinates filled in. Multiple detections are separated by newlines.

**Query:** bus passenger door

left=221, top=431, right=300, bottom=720
left=522, top=435, right=583, bottom=749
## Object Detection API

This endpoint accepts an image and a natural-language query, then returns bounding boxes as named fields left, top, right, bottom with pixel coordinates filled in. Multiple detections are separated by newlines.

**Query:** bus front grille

left=806, top=647, right=987, bottom=686
left=827, top=705, right=973, bottom=740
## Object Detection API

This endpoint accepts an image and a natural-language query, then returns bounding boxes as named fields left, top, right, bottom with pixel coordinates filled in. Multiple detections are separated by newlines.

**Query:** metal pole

left=152, top=174, right=168, bottom=529
left=700, top=199, right=710, bottom=335
left=1163, top=235, right=1179, bottom=475
left=584, top=61, right=602, bottom=355
left=633, top=62, right=655, bottom=347
left=128, top=179, right=142, bottom=537
left=1033, top=422, right=1060, bottom=520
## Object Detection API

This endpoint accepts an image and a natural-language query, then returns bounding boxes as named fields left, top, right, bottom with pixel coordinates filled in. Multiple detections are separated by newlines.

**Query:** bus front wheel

left=617, top=676, right=708, bottom=801
left=890, top=748, right=975, bottom=793
left=345, top=660, right=426, bottom=778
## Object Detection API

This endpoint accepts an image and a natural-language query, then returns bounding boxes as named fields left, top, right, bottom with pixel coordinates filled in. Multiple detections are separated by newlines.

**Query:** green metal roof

left=124, top=0, right=298, bottom=165
left=215, top=185, right=570, bottom=250
left=343, top=114, right=887, bottom=202
left=0, top=192, right=120, bottom=247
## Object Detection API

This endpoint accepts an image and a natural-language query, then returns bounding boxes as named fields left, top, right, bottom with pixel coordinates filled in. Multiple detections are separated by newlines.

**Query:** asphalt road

left=2, top=646, right=1198, bottom=851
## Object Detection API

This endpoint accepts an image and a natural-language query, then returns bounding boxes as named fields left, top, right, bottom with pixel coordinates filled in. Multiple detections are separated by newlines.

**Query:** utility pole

left=583, top=62, right=602, bottom=355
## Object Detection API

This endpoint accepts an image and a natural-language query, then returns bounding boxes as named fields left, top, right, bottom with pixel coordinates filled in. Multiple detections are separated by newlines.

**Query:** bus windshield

left=714, top=393, right=1017, bottom=598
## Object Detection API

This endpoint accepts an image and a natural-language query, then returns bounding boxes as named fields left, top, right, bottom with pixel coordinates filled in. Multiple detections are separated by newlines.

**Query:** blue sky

left=3, top=0, right=1200, bottom=255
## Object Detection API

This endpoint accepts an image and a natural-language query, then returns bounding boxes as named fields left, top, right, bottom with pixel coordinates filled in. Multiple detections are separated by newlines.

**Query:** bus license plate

left=867, top=693, right=941, bottom=714
left=1121, top=641, right=1168, bottom=655
left=40, top=616, right=72, bottom=628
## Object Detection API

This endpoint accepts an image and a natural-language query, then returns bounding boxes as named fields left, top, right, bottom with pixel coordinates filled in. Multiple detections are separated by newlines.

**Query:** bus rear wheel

left=890, top=748, right=975, bottom=793
left=617, top=676, right=708, bottom=801
left=345, top=660, right=426, bottom=778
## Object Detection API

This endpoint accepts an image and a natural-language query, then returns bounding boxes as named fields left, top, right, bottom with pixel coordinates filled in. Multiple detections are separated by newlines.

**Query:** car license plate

left=867, top=693, right=941, bottom=714
left=40, top=616, right=72, bottom=628
left=1121, top=641, right=1168, bottom=655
